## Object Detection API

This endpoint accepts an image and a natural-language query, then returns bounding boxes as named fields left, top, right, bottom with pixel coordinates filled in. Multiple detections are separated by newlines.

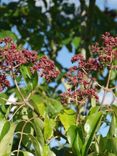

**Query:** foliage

left=0, top=0, right=117, bottom=156
left=0, top=31, right=117, bottom=156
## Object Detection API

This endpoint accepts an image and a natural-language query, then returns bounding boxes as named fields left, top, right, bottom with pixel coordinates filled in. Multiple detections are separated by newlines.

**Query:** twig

left=9, top=104, right=25, bottom=121
left=16, top=116, right=38, bottom=156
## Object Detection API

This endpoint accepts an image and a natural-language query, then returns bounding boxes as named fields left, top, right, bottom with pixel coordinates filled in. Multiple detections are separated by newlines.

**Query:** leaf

left=44, top=116, right=55, bottom=140
left=107, top=153, right=116, bottom=156
left=0, top=30, right=17, bottom=41
left=59, top=109, right=76, bottom=131
left=88, top=152, right=98, bottom=156
left=32, top=116, right=44, bottom=146
left=42, top=145, right=56, bottom=156
left=0, top=122, right=16, bottom=156
left=100, top=137, right=117, bottom=155
left=106, top=138, right=117, bottom=154
left=0, top=120, right=6, bottom=135
left=38, top=103, right=46, bottom=117
left=20, top=65, right=31, bottom=80
left=47, top=98, right=63, bottom=115
left=82, top=111, right=102, bottom=156
left=67, top=125, right=83, bottom=156
left=109, top=113, right=117, bottom=138
left=27, top=134, right=43, bottom=156
left=24, top=134, right=43, bottom=156
left=17, top=151, right=34, bottom=156
left=89, top=106, right=100, bottom=115
left=91, top=98, right=96, bottom=107
left=20, top=65, right=38, bottom=90
left=0, top=121, right=10, bottom=141
left=112, top=105, right=117, bottom=117
left=62, top=37, right=71, bottom=45
left=30, top=95, right=45, bottom=116
left=110, top=70, right=117, bottom=80
left=72, top=37, right=80, bottom=49
left=31, top=94, right=63, bottom=118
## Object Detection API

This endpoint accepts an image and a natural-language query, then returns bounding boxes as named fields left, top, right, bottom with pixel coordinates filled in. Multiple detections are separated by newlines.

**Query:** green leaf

left=20, top=65, right=31, bottom=80
left=112, top=105, right=117, bottom=117
left=109, top=113, right=117, bottom=138
left=0, top=122, right=16, bottom=156
left=91, top=98, right=96, bottom=107
left=30, top=95, right=45, bottom=116
left=107, top=138, right=117, bottom=154
left=72, top=37, right=80, bottom=49
left=47, top=98, right=63, bottom=115
left=32, top=116, right=44, bottom=146
left=100, top=137, right=117, bottom=154
left=20, top=65, right=38, bottom=90
left=0, top=120, right=6, bottom=134
left=59, top=109, right=76, bottom=131
left=88, top=152, right=98, bottom=156
left=31, top=94, right=63, bottom=118
left=110, top=70, right=117, bottom=80
left=0, top=121, right=10, bottom=141
left=89, top=106, right=100, bottom=115
left=17, top=151, right=34, bottom=156
left=28, top=134, right=43, bottom=156
left=82, top=111, right=102, bottom=156
left=44, top=116, right=55, bottom=140
left=67, top=125, right=84, bottom=156
left=43, top=145, right=56, bottom=156
left=0, top=30, right=17, bottom=41
left=107, top=153, right=116, bottom=156
left=62, top=37, right=71, bottom=45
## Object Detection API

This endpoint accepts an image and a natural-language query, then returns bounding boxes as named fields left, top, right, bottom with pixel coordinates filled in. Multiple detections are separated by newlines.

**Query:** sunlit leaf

left=72, top=37, right=80, bottom=49
left=59, top=109, right=76, bottom=131
left=67, top=125, right=84, bottom=156
left=44, top=116, right=55, bottom=140
left=0, top=121, right=16, bottom=156
left=83, top=111, right=102, bottom=156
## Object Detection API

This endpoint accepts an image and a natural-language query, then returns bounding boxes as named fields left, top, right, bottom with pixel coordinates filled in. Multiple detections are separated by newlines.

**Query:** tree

left=0, top=0, right=117, bottom=156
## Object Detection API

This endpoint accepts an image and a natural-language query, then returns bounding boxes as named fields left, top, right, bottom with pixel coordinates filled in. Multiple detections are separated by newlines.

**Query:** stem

left=9, top=104, right=25, bottom=121
left=101, top=90, right=106, bottom=105
left=14, top=79, right=25, bottom=102
left=106, top=65, right=112, bottom=89
left=16, top=116, right=37, bottom=156
left=14, top=79, right=34, bottom=110
left=0, top=97, right=23, bottom=105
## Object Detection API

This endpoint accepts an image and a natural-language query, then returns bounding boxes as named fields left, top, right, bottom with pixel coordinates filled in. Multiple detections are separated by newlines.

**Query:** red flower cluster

left=71, top=54, right=99, bottom=72
left=61, top=61, right=98, bottom=104
left=61, top=88, right=98, bottom=104
left=31, top=56, right=59, bottom=81
left=91, top=32, right=117, bottom=69
left=0, top=37, right=59, bottom=91
left=61, top=32, right=117, bottom=105
left=0, top=37, right=38, bottom=70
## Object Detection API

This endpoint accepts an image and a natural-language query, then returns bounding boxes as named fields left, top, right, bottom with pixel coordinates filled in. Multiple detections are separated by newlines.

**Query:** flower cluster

left=61, top=88, right=98, bottom=104
left=61, top=61, right=98, bottom=104
left=31, top=56, right=59, bottom=81
left=61, top=32, right=117, bottom=105
left=91, top=32, right=117, bottom=69
left=0, top=37, right=59, bottom=91
left=0, top=37, right=38, bottom=70
left=71, top=53, right=99, bottom=72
